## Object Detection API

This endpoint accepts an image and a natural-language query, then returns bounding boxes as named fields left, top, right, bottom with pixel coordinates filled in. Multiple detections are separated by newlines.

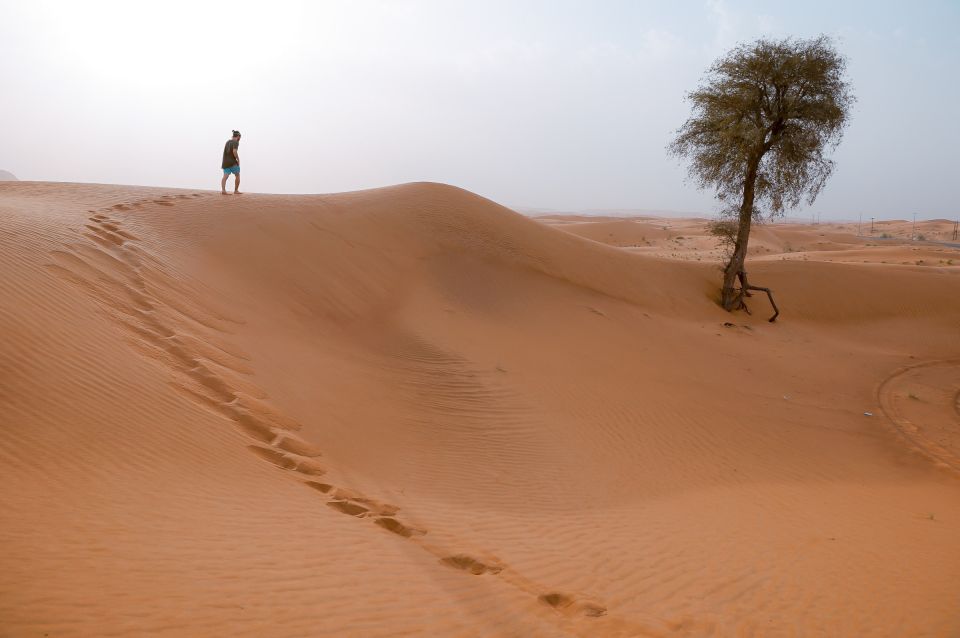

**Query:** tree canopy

left=670, top=35, right=854, bottom=219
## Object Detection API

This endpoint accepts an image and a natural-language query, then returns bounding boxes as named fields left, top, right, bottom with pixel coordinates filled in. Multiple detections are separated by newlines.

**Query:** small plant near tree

left=670, top=36, right=854, bottom=321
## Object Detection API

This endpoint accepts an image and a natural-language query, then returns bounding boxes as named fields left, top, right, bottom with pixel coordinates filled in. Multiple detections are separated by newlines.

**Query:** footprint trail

left=48, top=193, right=613, bottom=628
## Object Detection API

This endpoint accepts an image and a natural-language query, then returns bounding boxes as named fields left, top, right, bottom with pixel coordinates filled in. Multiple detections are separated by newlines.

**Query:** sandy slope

left=1, top=181, right=958, bottom=637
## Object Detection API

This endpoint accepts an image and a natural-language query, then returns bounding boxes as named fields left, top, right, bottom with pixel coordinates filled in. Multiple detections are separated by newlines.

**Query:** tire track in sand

left=877, top=358, right=960, bottom=475
left=48, top=196, right=616, bottom=630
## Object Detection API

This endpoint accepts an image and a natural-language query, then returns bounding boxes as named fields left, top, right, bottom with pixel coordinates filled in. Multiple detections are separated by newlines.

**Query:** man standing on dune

left=221, top=130, right=241, bottom=195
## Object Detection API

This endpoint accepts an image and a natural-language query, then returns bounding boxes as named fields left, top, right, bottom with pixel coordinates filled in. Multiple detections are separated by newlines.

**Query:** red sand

left=1, top=181, right=958, bottom=636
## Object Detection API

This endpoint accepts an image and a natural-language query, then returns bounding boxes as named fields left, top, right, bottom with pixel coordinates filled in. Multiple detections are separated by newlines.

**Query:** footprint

left=97, top=222, right=139, bottom=241
left=304, top=481, right=333, bottom=493
left=111, top=203, right=131, bottom=211
left=233, top=412, right=276, bottom=443
left=328, top=500, right=370, bottom=517
left=441, top=554, right=503, bottom=575
left=374, top=516, right=425, bottom=538
left=539, top=593, right=573, bottom=609
left=538, top=593, right=607, bottom=617
left=84, top=225, right=125, bottom=246
left=275, top=435, right=323, bottom=458
left=328, top=489, right=398, bottom=516
left=187, top=363, right=236, bottom=402
left=246, top=445, right=298, bottom=470
left=580, top=603, right=608, bottom=618
left=84, top=232, right=120, bottom=250
left=292, top=459, right=326, bottom=476
left=153, top=200, right=174, bottom=206
left=113, top=228, right=139, bottom=240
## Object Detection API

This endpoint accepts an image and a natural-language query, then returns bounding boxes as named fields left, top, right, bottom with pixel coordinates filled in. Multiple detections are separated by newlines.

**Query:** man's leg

left=234, top=172, right=241, bottom=194
left=221, top=172, right=229, bottom=194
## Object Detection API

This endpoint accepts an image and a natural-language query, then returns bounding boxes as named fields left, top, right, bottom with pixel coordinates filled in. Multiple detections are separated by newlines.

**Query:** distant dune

left=0, top=169, right=17, bottom=181
left=1, top=181, right=958, bottom=636
left=542, top=213, right=960, bottom=265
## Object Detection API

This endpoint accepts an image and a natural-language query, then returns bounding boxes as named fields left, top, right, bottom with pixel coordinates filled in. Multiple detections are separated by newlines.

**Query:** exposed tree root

left=730, top=271, right=780, bottom=322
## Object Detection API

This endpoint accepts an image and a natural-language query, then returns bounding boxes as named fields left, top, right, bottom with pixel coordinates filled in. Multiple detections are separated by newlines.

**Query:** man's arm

left=233, top=145, right=239, bottom=163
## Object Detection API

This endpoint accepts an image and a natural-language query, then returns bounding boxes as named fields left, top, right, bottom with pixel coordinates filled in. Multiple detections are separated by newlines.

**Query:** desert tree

left=670, top=35, right=854, bottom=321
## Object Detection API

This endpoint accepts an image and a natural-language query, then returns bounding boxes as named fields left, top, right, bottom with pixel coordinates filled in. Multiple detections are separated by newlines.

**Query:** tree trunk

left=721, top=155, right=760, bottom=311
left=719, top=152, right=781, bottom=322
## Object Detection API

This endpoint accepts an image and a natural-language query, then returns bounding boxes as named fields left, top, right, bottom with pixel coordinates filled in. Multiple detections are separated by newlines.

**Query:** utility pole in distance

left=871, top=217, right=875, bottom=235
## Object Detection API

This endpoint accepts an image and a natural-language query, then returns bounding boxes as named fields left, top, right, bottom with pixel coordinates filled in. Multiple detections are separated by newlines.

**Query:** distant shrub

left=880, top=232, right=892, bottom=238
left=916, top=233, right=926, bottom=241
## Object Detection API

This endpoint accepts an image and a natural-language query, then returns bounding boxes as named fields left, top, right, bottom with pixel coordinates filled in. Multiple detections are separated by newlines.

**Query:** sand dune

left=1, top=181, right=958, bottom=636
left=0, top=169, right=17, bottom=181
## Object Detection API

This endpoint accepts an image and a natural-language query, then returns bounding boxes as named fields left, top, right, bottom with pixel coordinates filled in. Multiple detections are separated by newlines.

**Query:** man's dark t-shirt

left=222, top=139, right=239, bottom=168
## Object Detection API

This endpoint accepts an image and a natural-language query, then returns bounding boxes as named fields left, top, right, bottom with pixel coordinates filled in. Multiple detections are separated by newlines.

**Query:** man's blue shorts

left=223, top=165, right=240, bottom=175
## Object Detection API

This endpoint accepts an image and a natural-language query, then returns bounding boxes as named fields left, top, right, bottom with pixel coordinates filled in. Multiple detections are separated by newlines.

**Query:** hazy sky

left=1, top=1, right=958, bottom=219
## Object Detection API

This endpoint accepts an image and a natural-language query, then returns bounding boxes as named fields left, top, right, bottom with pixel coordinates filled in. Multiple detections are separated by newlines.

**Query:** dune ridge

left=1, top=181, right=958, bottom=636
